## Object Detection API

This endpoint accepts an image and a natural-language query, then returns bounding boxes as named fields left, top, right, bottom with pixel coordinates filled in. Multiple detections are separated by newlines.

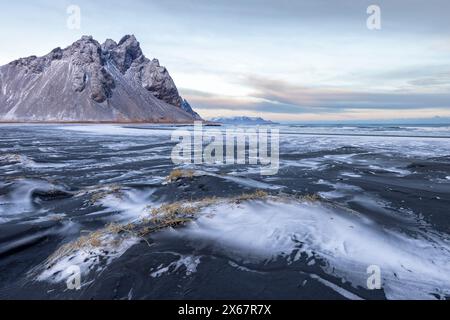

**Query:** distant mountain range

left=210, top=116, right=277, bottom=125
left=210, top=116, right=276, bottom=125
left=0, top=35, right=202, bottom=123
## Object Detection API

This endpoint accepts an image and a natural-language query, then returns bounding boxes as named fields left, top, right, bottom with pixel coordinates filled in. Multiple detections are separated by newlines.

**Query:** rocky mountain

left=181, top=99, right=202, bottom=120
left=0, top=35, right=201, bottom=122
left=210, top=116, right=276, bottom=125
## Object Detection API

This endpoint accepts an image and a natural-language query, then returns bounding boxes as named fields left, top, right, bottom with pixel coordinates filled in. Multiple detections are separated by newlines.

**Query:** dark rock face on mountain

left=0, top=35, right=201, bottom=122
left=181, top=99, right=202, bottom=120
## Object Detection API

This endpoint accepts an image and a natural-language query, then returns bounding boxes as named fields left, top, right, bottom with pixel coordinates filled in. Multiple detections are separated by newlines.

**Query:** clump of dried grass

left=45, top=190, right=326, bottom=269
left=71, top=231, right=104, bottom=249
left=48, top=230, right=106, bottom=263
left=197, top=196, right=219, bottom=207
left=105, top=222, right=135, bottom=234
left=0, top=154, right=22, bottom=163
left=89, top=184, right=123, bottom=205
left=234, top=190, right=268, bottom=203
left=300, top=193, right=322, bottom=202
left=151, top=202, right=198, bottom=218
left=49, top=215, right=65, bottom=222
left=166, top=169, right=195, bottom=183
left=5, top=175, right=26, bottom=182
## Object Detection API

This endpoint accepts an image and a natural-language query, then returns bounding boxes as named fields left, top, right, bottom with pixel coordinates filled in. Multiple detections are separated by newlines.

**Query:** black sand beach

left=0, top=124, right=449, bottom=300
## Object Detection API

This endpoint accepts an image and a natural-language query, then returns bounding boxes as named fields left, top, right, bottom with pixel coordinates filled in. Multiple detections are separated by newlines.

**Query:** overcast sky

left=1, top=0, right=449, bottom=122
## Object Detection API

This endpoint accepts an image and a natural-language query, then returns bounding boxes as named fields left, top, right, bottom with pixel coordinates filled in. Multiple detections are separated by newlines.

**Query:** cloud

left=2, top=1, right=450, bottom=122
left=246, top=76, right=450, bottom=110
left=182, top=76, right=450, bottom=119
left=408, top=72, right=450, bottom=87
left=148, top=0, right=450, bottom=37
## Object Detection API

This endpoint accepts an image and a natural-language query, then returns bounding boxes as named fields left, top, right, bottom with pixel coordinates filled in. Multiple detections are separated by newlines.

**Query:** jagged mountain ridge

left=0, top=35, right=201, bottom=122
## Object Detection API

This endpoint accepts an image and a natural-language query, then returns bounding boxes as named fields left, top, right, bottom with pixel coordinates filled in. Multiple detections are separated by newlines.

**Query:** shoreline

left=0, top=121, right=221, bottom=126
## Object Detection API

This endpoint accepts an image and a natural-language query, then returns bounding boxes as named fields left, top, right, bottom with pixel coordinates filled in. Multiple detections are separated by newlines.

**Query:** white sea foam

left=280, top=133, right=450, bottom=159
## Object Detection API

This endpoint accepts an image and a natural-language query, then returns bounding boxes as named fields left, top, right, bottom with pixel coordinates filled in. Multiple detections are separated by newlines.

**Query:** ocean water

left=0, top=124, right=449, bottom=300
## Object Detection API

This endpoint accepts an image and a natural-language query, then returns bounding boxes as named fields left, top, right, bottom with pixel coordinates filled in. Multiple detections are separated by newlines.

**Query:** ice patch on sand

left=340, top=172, right=362, bottom=178
left=282, top=159, right=327, bottom=171
left=174, top=199, right=450, bottom=300
left=99, top=188, right=156, bottom=220
left=309, top=274, right=363, bottom=300
left=150, top=254, right=201, bottom=278
left=35, top=234, right=139, bottom=284
left=316, top=181, right=363, bottom=200
left=0, top=179, right=67, bottom=223
left=228, top=261, right=266, bottom=274
left=203, top=171, right=283, bottom=190
left=323, top=153, right=358, bottom=164
left=368, top=165, right=411, bottom=177
left=0, top=153, right=66, bottom=169
left=58, top=125, right=173, bottom=137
